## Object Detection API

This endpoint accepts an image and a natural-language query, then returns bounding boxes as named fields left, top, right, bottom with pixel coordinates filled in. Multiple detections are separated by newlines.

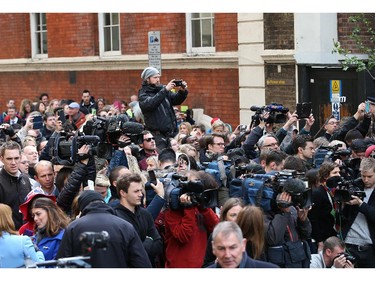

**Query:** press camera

left=250, top=103, right=289, bottom=126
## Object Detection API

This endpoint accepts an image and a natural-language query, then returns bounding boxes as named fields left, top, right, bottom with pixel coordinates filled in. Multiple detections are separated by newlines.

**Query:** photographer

left=265, top=178, right=312, bottom=268
left=310, top=236, right=354, bottom=268
left=341, top=157, right=375, bottom=268
left=138, top=66, right=188, bottom=150
left=164, top=170, right=219, bottom=267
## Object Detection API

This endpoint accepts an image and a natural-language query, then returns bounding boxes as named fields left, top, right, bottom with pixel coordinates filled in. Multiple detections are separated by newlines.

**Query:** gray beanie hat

left=141, top=66, right=159, bottom=80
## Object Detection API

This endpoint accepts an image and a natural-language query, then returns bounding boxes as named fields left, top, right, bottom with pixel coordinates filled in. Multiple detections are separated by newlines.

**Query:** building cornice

left=0, top=52, right=238, bottom=72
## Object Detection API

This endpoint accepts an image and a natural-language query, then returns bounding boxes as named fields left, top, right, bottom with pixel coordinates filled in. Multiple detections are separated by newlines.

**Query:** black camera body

left=335, top=252, right=357, bottom=264
left=173, top=79, right=183, bottom=87
left=326, top=176, right=365, bottom=203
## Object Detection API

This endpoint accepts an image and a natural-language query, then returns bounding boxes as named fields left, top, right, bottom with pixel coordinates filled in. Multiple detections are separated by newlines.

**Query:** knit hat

left=78, top=190, right=104, bottom=212
left=211, top=117, right=221, bottom=125
left=365, top=144, right=375, bottom=158
left=141, top=66, right=159, bottom=80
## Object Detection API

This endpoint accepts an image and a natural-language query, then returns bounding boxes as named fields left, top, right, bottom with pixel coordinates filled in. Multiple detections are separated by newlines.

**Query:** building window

left=186, top=13, right=215, bottom=54
left=30, top=13, right=48, bottom=58
left=99, top=13, right=121, bottom=56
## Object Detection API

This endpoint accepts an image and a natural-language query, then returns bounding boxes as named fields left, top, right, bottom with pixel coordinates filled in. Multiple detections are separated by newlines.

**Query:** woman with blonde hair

left=31, top=197, right=70, bottom=261
left=236, top=205, right=266, bottom=261
left=0, top=204, right=45, bottom=268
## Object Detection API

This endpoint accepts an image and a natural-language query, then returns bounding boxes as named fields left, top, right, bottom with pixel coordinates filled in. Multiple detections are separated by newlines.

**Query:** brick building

left=0, top=13, right=373, bottom=133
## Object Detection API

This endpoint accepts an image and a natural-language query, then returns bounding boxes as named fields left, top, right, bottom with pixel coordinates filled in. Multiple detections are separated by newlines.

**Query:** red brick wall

left=0, top=13, right=239, bottom=127
left=0, top=13, right=30, bottom=59
left=47, top=13, right=98, bottom=57
left=337, top=13, right=375, bottom=54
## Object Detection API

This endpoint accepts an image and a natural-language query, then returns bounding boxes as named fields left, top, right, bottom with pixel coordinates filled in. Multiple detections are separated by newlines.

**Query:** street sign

left=330, top=80, right=342, bottom=120
left=148, top=31, right=161, bottom=74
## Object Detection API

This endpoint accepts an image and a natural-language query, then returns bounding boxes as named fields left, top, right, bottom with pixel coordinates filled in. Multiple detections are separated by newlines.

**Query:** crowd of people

left=0, top=66, right=374, bottom=269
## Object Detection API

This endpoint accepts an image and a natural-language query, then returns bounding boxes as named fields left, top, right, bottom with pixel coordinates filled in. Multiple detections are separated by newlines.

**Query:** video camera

left=159, top=173, right=218, bottom=211
left=79, top=231, right=109, bottom=254
left=49, top=132, right=104, bottom=166
left=326, top=176, right=365, bottom=203
left=265, top=170, right=312, bottom=209
left=250, top=103, right=289, bottom=126
left=50, top=115, right=144, bottom=165
left=83, top=114, right=144, bottom=146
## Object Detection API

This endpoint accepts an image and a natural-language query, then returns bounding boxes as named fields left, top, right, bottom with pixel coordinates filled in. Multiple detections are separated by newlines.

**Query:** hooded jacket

left=138, top=82, right=188, bottom=137
left=56, top=202, right=152, bottom=268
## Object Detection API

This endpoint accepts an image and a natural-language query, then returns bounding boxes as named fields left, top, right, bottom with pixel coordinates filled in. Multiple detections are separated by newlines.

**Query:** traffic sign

left=148, top=31, right=161, bottom=73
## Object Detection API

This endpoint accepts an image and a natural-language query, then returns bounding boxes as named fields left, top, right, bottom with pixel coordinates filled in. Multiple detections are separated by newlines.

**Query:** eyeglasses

left=263, top=142, right=279, bottom=148
left=213, top=143, right=225, bottom=146
left=144, top=137, right=155, bottom=142
left=327, top=121, right=339, bottom=125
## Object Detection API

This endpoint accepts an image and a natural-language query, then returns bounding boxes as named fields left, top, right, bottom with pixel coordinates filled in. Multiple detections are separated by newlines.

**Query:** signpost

left=330, top=80, right=346, bottom=120
left=148, top=31, right=161, bottom=73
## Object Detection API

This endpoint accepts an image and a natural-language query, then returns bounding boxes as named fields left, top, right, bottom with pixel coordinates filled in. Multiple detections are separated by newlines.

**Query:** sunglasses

left=144, top=137, right=155, bottom=142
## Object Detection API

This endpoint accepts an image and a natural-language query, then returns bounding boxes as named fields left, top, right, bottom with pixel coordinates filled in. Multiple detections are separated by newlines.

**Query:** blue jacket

left=33, top=229, right=64, bottom=261
left=0, top=232, right=45, bottom=268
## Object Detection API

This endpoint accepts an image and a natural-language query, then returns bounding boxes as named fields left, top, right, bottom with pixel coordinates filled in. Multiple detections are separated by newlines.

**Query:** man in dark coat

left=138, top=66, right=188, bottom=150
left=114, top=173, right=163, bottom=267
left=0, top=141, right=31, bottom=230
left=56, top=190, right=152, bottom=268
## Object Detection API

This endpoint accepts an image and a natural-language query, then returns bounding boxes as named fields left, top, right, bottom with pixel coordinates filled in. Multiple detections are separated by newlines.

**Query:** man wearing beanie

left=138, top=66, right=189, bottom=150
left=56, top=190, right=152, bottom=268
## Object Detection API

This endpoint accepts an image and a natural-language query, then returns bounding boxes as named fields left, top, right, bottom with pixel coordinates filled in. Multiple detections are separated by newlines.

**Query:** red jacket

left=164, top=206, right=219, bottom=268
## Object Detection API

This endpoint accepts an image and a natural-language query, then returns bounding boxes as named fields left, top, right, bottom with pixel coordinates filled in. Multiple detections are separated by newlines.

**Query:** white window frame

left=98, top=13, right=121, bottom=57
left=186, top=13, right=215, bottom=54
left=30, top=13, right=48, bottom=59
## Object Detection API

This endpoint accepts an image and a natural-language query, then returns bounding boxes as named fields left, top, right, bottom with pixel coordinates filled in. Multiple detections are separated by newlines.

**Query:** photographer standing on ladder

left=138, top=66, right=188, bottom=150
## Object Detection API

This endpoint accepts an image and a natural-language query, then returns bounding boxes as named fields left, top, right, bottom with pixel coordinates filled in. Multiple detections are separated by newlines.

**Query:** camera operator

left=310, top=236, right=354, bottom=268
left=138, top=66, right=188, bottom=150
left=164, top=170, right=220, bottom=267
left=265, top=178, right=312, bottom=268
left=341, top=157, right=375, bottom=268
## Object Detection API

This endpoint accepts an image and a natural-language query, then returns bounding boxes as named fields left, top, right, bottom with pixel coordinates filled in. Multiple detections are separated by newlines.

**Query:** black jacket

left=138, top=82, right=188, bottom=137
left=0, top=168, right=31, bottom=229
left=56, top=202, right=152, bottom=268
left=308, top=185, right=337, bottom=243
left=114, top=204, right=163, bottom=265
left=80, top=96, right=98, bottom=115
left=56, top=161, right=90, bottom=214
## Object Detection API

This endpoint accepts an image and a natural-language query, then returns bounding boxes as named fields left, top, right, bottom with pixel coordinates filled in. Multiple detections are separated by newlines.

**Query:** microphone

left=250, top=105, right=262, bottom=112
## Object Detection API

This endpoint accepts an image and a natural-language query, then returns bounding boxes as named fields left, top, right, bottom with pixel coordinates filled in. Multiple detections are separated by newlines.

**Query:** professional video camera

left=314, top=144, right=351, bottom=168
left=83, top=114, right=144, bottom=146
left=49, top=132, right=103, bottom=166
left=250, top=103, right=289, bottom=127
left=164, top=174, right=218, bottom=211
left=79, top=231, right=110, bottom=255
left=50, top=115, right=144, bottom=165
left=326, top=176, right=365, bottom=203
left=265, top=170, right=312, bottom=209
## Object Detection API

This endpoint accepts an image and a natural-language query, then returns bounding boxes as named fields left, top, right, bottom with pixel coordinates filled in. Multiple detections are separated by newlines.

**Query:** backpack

left=202, top=157, right=232, bottom=188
